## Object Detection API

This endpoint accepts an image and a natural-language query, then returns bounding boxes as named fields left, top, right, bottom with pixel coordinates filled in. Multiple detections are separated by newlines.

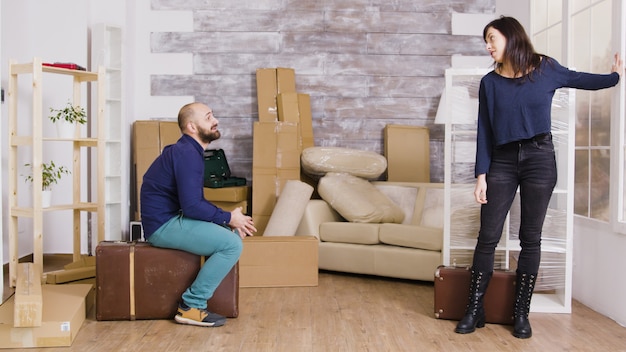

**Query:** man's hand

left=229, top=207, right=257, bottom=239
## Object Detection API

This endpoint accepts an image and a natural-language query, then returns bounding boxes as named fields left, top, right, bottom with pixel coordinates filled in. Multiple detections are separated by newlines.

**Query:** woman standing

left=455, top=16, right=623, bottom=339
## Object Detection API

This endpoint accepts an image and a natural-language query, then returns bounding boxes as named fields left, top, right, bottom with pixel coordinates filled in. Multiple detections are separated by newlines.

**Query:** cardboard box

left=252, top=168, right=300, bottom=212
left=252, top=121, right=302, bottom=232
left=251, top=214, right=271, bottom=237
left=239, top=236, right=318, bottom=287
left=256, top=68, right=296, bottom=122
left=252, top=121, right=301, bottom=170
left=211, top=200, right=248, bottom=213
left=0, top=284, right=91, bottom=348
left=277, top=92, right=300, bottom=123
left=298, top=93, right=315, bottom=150
left=203, top=186, right=249, bottom=202
left=277, top=92, right=315, bottom=150
left=159, top=121, right=182, bottom=146
left=14, top=263, right=42, bottom=327
left=277, top=68, right=296, bottom=95
left=67, top=278, right=96, bottom=315
left=252, top=168, right=301, bottom=235
left=384, top=124, right=430, bottom=182
left=132, top=120, right=181, bottom=220
left=256, top=68, right=278, bottom=122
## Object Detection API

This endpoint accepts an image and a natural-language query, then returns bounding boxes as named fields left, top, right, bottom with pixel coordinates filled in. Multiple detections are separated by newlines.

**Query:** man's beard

left=198, top=125, right=221, bottom=144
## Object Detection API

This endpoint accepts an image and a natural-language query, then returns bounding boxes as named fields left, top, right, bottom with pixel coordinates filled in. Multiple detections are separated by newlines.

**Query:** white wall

left=574, top=220, right=626, bottom=327
left=1, top=0, right=89, bottom=259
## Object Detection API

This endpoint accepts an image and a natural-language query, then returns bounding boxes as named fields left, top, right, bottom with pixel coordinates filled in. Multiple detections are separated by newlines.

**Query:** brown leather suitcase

left=434, top=265, right=516, bottom=325
left=96, top=241, right=239, bottom=321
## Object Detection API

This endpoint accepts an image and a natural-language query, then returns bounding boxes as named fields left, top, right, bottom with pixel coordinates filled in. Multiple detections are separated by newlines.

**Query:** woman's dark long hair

left=483, top=16, right=543, bottom=80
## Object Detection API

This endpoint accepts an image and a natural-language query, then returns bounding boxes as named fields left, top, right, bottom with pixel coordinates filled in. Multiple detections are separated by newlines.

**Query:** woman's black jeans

left=472, top=133, right=557, bottom=274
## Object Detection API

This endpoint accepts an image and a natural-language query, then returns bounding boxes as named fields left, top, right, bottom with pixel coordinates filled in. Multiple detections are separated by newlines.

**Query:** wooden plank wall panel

left=149, top=0, right=496, bottom=182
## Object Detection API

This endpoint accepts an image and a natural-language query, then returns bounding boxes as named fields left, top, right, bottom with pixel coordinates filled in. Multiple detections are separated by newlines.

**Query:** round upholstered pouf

left=300, top=146, right=387, bottom=180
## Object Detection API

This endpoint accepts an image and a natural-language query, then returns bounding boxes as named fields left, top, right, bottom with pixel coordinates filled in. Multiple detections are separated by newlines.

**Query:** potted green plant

left=24, top=161, right=71, bottom=207
left=49, top=100, right=87, bottom=138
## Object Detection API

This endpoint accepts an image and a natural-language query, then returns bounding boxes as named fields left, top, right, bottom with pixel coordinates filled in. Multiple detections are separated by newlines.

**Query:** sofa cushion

left=378, top=223, right=442, bottom=251
left=374, top=184, right=418, bottom=225
left=319, top=222, right=380, bottom=245
left=318, top=172, right=405, bottom=223
left=301, top=146, right=387, bottom=179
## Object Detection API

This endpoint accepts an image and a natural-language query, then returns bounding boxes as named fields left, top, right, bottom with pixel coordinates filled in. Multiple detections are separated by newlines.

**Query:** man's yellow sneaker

left=174, top=302, right=226, bottom=327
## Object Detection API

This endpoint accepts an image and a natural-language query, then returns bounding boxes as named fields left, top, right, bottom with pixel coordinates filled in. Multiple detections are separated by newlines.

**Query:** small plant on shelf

left=24, top=161, right=71, bottom=191
left=48, top=100, right=87, bottom=125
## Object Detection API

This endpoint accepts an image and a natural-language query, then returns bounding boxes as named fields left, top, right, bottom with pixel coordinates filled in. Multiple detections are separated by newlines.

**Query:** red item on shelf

left=43, top=62, right=86, bottom=71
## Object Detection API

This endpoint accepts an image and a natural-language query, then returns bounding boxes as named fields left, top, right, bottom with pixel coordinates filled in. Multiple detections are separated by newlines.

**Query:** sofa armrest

left=295, top=199, right=343, bottom=238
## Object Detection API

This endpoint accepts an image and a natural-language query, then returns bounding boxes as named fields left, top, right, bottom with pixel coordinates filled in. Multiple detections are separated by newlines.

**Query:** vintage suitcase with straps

left=434, top=265, right=516, bottom=325
left=96, top=241, right=239, bottom=321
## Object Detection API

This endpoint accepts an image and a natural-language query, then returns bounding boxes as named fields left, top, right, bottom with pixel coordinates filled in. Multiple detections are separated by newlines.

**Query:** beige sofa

left=295, top=181, right=444, bottom=282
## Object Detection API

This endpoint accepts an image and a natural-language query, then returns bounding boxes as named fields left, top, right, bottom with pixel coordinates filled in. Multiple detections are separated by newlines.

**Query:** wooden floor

left=3, top=257, right=626, bottom=352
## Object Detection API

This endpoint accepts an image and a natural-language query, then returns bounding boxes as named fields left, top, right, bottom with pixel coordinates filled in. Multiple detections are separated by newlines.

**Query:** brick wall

left=149, top=0, right=494, bottom=181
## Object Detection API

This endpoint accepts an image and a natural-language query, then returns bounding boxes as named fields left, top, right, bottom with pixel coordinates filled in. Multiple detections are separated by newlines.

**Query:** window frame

left=534, top=0, right=625, bottom=231
left=609, top=0, right=626, bottom=233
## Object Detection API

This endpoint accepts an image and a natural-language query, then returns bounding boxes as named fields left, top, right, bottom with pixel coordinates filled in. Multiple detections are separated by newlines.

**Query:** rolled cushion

left=264, top=180, right=314, bottom=236
left=301, top=146, right=387, bottom=179
left=318, top=172, right=405, bottom=223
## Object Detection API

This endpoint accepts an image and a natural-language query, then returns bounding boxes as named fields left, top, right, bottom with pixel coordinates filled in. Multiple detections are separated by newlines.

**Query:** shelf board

left=531, top=292, right=571, bottom=313
left=45, top=138, right=98, bottom=147
left=10, top=203, right=99, bottom=217
left=11, top=136, right=98, bottom=146
left=11, top=62, right=99, bottom=81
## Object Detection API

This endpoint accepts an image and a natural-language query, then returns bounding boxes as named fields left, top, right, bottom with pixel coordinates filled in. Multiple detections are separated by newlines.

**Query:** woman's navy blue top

left=140, top=134, right=231, bottom=238
left=475, top=57, right=619, bottom=177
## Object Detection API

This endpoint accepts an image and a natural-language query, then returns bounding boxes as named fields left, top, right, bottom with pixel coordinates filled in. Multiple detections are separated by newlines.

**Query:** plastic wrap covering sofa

left=295, top=181, right=444, bottom=282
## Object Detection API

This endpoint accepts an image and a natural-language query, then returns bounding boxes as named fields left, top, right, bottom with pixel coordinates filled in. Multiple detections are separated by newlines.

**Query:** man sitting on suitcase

left=140, top=102, right=256, bottom=327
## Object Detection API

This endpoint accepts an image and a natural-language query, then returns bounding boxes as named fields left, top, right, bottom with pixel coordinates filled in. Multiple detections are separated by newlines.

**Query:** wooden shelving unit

left=7, top=57, right=105, bottom=287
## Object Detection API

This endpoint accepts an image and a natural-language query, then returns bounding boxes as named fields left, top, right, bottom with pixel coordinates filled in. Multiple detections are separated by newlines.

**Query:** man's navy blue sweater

left=140, top=134, right=231, bottom=238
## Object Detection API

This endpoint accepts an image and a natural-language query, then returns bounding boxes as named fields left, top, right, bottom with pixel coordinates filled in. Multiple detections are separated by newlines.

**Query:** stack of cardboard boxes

left=241, top=67, right=319, bottom=287
left=251, top=68, right=314, bottom=234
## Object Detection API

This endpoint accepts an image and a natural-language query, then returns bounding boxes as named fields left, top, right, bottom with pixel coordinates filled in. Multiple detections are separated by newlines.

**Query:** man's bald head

left=178, top=102, right=203, bottom=132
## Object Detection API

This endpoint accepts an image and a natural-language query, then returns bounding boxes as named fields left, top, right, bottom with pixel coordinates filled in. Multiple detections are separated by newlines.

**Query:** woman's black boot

left=455, top=269, right=492, bottom=334
left=512, top=272, right=537, bottom=339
